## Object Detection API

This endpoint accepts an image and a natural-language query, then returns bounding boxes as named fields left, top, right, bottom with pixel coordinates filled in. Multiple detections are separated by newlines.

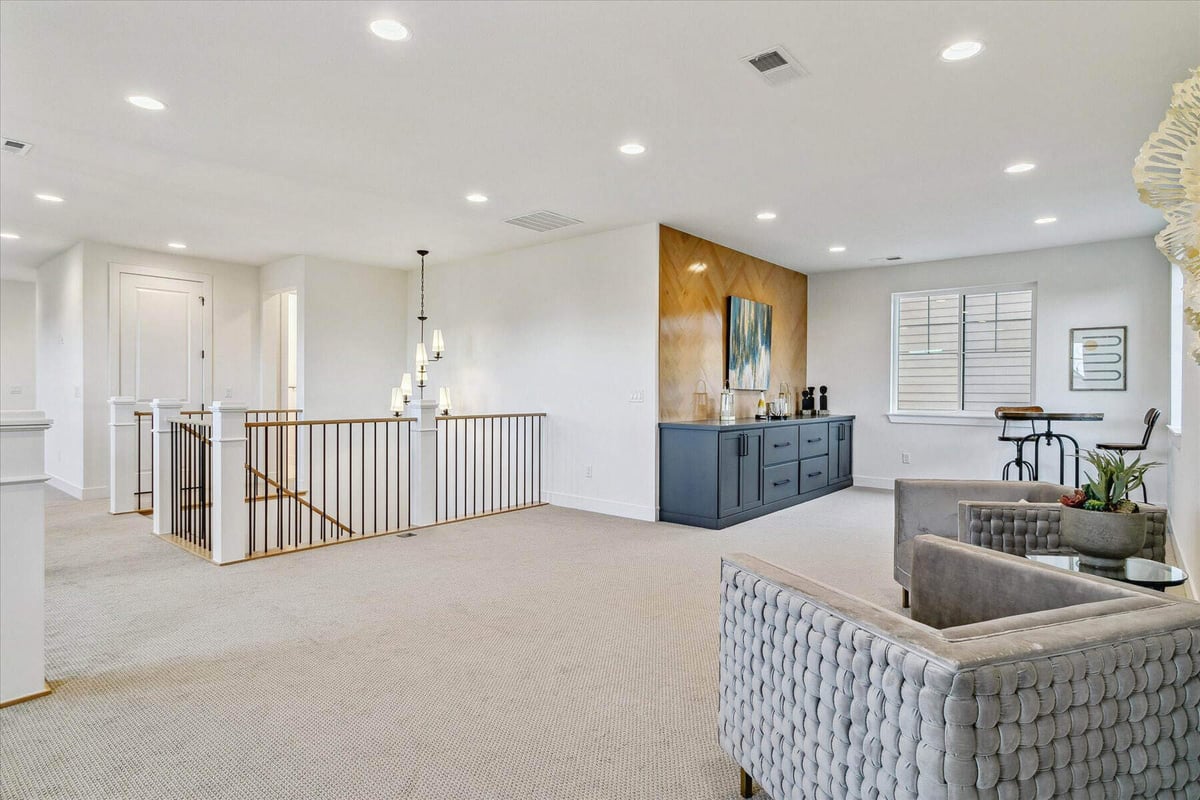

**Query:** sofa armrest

left=895, top=479, right=1071, bottom=589
left=911, top=534, right=1144, bottom=628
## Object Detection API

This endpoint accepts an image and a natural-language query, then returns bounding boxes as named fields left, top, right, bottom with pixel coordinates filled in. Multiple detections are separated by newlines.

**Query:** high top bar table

left=995, top=410, right=1104, bottom=486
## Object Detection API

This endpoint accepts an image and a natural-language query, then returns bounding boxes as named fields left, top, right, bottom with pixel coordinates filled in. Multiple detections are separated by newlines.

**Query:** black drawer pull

left=773, top=442, right=792, bottom=448
left=772, top=478, right=791, bottom=487
left=806, top=437, right=822, bottom=443
left=806, top=471, right=823, bottom=478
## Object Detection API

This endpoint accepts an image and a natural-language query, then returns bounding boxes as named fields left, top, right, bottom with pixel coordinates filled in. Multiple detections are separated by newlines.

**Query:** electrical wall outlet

left=585, top=465, right=593, bottom=478
left=225, top=388, right=233, bottom=399
left=74, top=386, right=81, bottom=398
left=901, top=452, right=911, bottom=464
left=629, top=390, right=645, bottom=403
left=8, top=385, right=22, bottom=395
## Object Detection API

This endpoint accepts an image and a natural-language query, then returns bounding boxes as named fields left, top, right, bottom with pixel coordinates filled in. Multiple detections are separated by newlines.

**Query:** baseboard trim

left=1167, top=518, right=1198, bottom=602
left=546, top=492, right=655, bottom=521
left=853, top=475, right=895, bottom=491
left=0, top=682, right=52, bottom=708
left=45, top=476, right=108, bottom=501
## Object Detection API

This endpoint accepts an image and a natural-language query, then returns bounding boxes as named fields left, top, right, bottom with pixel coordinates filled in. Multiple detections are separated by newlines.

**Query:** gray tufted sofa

left=719, top=536, right=1200, bottom=800
left=894, top=479, right=1168, bottom=607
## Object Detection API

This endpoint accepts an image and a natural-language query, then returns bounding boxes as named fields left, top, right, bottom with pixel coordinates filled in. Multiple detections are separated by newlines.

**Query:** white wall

left=36, top=244, right=85, bottom=493
left=303, top=257, right=406, bottom=420
left=260, top=255, right=406, bottom=419
left=409, top=224, right=660, bottom=520
left=1, top=280, right=37, bottom=410
left=1167, top=262, right=1199, bottom=593
left=808, top=236, right=1171, bottom=498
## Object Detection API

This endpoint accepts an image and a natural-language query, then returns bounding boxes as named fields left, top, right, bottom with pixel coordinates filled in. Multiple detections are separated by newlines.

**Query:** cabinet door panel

left=740, top=430, right=764, bottom=510
left=834, top=422, right=853, bottom=480
left=718, top=432, right=743, bottom=516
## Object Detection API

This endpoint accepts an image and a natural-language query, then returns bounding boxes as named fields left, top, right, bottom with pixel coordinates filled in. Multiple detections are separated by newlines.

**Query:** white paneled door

left=118, top=272, right=208, bottom=406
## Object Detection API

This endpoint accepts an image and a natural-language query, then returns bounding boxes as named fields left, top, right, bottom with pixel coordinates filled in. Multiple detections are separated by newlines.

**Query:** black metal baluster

left=405, top=420, right=411, bottom=530
left=384, top=420, right=389, bottom=531
left=336, top=423, right=341, bottom=540
left=307, top=424, right=313, bottom=546
left=262, top=425, right=268, bottom=552
left=373, top=422, right=378, bottom=534
left=360, top=421, right=365, bottom=536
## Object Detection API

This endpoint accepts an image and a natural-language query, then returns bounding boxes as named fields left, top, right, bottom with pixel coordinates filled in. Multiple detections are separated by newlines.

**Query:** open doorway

left=261, top=290, right=299, bottom=410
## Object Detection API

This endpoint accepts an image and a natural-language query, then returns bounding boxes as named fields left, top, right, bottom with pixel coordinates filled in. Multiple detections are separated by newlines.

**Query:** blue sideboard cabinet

left=659, top=415, right=854, bottom=529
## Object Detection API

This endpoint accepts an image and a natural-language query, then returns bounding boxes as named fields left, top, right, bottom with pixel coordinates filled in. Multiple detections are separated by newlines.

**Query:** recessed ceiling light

left=0, top=232, right=20, bottom=239
left=167, top=242, right=187, bottom=249
left=370, top=19, right=412, bottom=41
left=1004, top=162, right=1036, bottom=174
left=828, top=245, right=846, bottom=253
left=940, top=41, right=984, bottom=62
left=619, top=143, right=646, bottom=155
left=1034, top=217, right=1057, bottom=225
left=35, top=193, right=64, bottom=203
left=465, top=193, right=488, bottom=203
left=126, top=95, right=166, bottom=111
left=756, top=211, right=777, bottom=221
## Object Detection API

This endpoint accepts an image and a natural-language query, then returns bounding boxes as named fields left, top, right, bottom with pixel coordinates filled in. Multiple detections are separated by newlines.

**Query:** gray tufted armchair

left=894, top=479, right=1168, bottom=608
left=719, top=536, right=1200, bottom=799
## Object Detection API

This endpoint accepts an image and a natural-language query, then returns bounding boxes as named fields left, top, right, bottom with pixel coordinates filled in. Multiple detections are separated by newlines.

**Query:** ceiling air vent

left=1, top=136, right=32, bottom=156
left=503, top=210, right=583, bottom=233
left=742, top=46, right=808, bottom=86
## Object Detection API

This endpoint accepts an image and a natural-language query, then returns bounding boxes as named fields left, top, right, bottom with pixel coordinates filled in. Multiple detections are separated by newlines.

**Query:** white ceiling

left=1, top=0, right=1198, bottom=278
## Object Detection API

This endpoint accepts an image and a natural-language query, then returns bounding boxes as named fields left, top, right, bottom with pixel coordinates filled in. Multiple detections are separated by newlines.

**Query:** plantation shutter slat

left=896, top=294, right=961, bottom=411
left=895, top=287, right=1034, bottom=412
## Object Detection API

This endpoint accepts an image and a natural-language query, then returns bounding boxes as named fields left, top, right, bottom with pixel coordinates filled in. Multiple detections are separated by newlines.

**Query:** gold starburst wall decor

left=1134, top=67, right=1200, bottom=363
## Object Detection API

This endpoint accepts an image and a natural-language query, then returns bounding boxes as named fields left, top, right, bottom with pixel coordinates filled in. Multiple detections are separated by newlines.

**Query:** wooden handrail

left=245, top=417, right=416, bottom=428
left=244, top=465, right=354, bottom=537
left=435, top=413, right=547, bottom=421
left=246, top=408, right=303, bottom=414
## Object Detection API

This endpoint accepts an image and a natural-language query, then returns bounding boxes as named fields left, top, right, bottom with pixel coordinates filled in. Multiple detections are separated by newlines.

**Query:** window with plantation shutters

left=892, top=285, right=1035, bottom=413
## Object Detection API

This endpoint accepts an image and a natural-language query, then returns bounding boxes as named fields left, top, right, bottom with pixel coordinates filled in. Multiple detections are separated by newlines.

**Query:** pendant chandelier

left=393, top=249, right=446, bottom=412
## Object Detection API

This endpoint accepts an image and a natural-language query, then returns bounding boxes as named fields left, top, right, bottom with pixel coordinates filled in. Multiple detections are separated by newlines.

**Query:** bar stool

left=996, top=406, right=1042, bottom=480
left=1096, top=408, right=1161, bottom=502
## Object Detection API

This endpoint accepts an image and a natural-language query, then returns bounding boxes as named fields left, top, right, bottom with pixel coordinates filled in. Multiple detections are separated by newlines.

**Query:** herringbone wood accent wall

left=659, top=225, right=808, bottom=422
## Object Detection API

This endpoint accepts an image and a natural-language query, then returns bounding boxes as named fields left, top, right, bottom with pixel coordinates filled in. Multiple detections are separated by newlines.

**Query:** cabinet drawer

left=798, top=423, right=829, bottom=459
left=800, top=455, right=829, bottom=493
left=763, top=462, right=799, bottom=504
left=763, top=425, right=798, bottom=466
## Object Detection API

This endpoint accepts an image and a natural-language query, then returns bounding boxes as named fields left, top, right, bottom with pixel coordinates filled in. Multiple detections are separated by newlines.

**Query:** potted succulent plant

left=1059, top=449, right=1161, bottom=567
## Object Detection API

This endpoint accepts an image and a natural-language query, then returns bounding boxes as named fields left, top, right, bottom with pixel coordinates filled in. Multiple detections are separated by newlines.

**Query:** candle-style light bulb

left=431, top=329, right=445, bottom=360
left=400, top=373, right=413, bottom=401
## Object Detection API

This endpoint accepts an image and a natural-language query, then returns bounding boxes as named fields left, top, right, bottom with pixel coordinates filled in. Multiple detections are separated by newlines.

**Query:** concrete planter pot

left=1060, top=505, right=1147, bottom=567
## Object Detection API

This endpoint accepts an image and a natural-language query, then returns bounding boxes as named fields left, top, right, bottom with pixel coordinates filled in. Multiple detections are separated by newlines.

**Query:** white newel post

left=151, top=399, right=183, bottom=535
left=210, top=402, right=249, bottom=564
left=0, top=410, right=54, bottom=706
left=108, top=397, right=137, bottom=514
left=410, top=399, right=439, bottom=528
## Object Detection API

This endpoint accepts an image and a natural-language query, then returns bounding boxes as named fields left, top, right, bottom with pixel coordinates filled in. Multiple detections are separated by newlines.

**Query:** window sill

left=887, top=411, right=999, bottom=428
left=1167, top=425, right=1182, bottom=448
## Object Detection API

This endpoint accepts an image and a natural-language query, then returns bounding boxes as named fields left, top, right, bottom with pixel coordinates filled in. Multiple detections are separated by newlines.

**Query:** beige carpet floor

left=1, top=486, right=897, bottom=800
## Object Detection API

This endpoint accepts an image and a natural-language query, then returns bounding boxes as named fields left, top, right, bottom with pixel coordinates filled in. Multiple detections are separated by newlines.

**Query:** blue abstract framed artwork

left=728, top=296, right=772, bottom=390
